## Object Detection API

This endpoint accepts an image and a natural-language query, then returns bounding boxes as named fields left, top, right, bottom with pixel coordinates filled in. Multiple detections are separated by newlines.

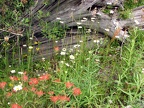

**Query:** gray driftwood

left=25, top=0, right=144, bottom=40
left=1, top=0, right=144, bottom=39
left=0, top=0, right=144, bottom=60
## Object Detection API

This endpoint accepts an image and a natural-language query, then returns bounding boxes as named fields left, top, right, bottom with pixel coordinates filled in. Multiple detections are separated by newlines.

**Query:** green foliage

left=124, top=0, right=144, bottom=9
left=41, top=21, right=68, bottom=40
left=0, top=0, right=34, bottom=27
left=0, top=0, right=144, bottom=107
left=119, top=0, right=144, bottom=19
left=119, top=9, right=132, bottom=19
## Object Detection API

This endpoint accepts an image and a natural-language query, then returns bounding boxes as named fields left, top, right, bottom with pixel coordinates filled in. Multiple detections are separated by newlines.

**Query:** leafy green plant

left=119, top=9, right=132, bottom=19
left=0, top=0, right=34, bottom=27
left=40, top=21, right=68, bottom=40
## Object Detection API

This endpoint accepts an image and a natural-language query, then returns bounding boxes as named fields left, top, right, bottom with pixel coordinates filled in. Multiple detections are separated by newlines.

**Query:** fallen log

left=1, top=0, right=143, bottom=39
left=25, top=0, right=143, bottom=41
left=0, top=0, right=144, bottom=61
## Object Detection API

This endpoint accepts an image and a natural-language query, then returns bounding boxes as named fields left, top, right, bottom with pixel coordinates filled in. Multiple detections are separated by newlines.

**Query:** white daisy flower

left=29, top=46, right=33, bottom=49
left=74, top=44, right=80, bottom=48
left=78, top=26, right=82, bottom=29
left=11, top=70, right=16, bottom=74
left=108, top=100, right=113, bottom=104
left=65, top=63, right=70, bottom=67
left=56, top=17, right=61, bottom=20
left=86, top=29, right=91, bottom=33
left=55, top=40, right=58, bottom=43
left=105, top=29, right=110, bottom=32
left=62, top=48, right=66, bottom=52
left=18, top=72, right=24, bottom=75
left=134, top=20, right=139, bottom=25
left=124, top=34, right=130, bottom=38
left=88, top=51, right=93, bottom=54
left=93, top=40, right=100, bottom=43
left=42, top=57, right=45, bottom=61
left=13, top=84, right=23, bottom=92
left=29, top=37, right=33, bottom=40
left=95, top=59, right=100, bottom=62
left=107, top=2, right=112, bottom=5
left=76, top=22, right=82, bottom=25
left=81, top=19, right=87, bottom=22
left=115, top=36, right=120, bottom=39
left=125, top=105, right=132, bottom=108
left=69, top=55, right=75, bottom=60
left=83, top=17, right=87, bottom=20
left=110, top=10, right=114, bottom=14
left=23, top=44, right=27, bottom=47
left=60, top=21, right=64, bottom=24
left=60, top=51, right=66, bottom=55
left=60, top=61, right=64, bottom=64
left=91, top=17, right=96, bottom=20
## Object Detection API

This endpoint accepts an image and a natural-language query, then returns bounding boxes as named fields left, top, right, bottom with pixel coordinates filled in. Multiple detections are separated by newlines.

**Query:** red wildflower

left=11, top=103, right=22, bottom=108
left=35, top=90, right=44, bottom=97
left=39, top=74, right=51, bottom=81
left=6, top=92, right=12, bottom=98
left=0, top=82, right=7, bottom=89
left=23, top=87, right=28, bottom=91
left=65, top=81, right=74, bottom=89
left=29, top=78, right=39, bottom=86
left=53, top=78, right=61, bottom=83
left=21, top=0, right=28, bottom=4
left=72, top=87, right=82, bottom=96
left=30, top=87, right=37, bottom=92
left=9, top=76, right=18, bottom=81
left=54, top=46, right=59, bottom=52
left=21, top=75, right=28, bottom=82
left=50, top=96, right=59, bottom=103
left=58, top=95, right=70, bottom=102
left=23, top=71, right=27, bottom=75
left=48, top=91, right=54, bottom=95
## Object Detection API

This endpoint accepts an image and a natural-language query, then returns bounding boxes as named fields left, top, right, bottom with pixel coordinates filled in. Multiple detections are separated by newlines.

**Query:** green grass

left=0, top=28, right=143, bottom=108
left=0, top=0, right=144, bottom=108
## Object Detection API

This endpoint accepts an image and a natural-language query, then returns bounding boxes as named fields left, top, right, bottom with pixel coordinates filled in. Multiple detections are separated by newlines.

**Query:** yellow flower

left=34, top=41, right=38, bottom=45
left=36, top=47, right=40, bottom=51
left=4, top=36, right=9, bottom=42
left=23, top=54, right=27, bottom=57
left=9, top=83, right=13, bottom=87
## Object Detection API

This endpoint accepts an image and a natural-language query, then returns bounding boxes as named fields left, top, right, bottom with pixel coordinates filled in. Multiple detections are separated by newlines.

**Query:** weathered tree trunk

left=1, top=0, right=144, bottom=60
left=22, top=0, right=144, bottom=60
left=1, top=0, right=143, bottom=39
left=25, top=0, right=143, bottom=40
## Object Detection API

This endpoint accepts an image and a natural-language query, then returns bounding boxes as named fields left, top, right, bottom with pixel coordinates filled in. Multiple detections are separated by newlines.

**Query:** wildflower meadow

left=0, top=0, right=144, bottom=108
